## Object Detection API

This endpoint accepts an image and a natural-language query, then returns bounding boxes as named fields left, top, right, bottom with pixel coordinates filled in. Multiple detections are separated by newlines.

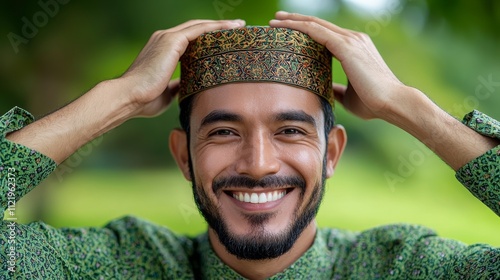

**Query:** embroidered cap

left=179, top=26, right=334, bottom=106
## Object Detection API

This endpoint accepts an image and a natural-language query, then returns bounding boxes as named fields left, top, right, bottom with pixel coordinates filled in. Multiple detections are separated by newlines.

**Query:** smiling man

left=171, top=26, right=345, bottom=267
left=1, top=12, right=499, bottom=279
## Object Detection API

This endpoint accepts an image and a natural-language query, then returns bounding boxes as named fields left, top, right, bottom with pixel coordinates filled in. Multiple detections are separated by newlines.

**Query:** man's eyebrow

left=199, top=110, right=243, bottom=128
left=274, top=110, right=317, bottom=128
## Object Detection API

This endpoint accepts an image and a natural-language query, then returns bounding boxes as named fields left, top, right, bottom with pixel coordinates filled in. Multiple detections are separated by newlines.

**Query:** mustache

left=212, top=175, right=306, bottom=193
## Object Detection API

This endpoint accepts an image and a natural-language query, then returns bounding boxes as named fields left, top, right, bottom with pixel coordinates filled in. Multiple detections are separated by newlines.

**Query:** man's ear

left=325, top=125, right=347, bottom=178
left=169, top=129, right=192, bottom=181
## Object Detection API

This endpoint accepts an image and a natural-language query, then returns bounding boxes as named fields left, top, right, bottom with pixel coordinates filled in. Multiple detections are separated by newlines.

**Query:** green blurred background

left=1, top=0, right=499, bottom=246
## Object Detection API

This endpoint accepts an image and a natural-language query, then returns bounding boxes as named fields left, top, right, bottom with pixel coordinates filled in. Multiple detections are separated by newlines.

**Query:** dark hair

left=179, top=92, right=335, bottom=144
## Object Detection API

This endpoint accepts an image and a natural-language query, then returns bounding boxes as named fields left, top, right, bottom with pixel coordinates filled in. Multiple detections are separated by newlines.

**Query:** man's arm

left=6, top=79, right=134, bottom=164
left=270, top=12, right=499, bottom=171
left=368, top=85, right=499, bottom=171
left=5, top=19, right=245, bottom=164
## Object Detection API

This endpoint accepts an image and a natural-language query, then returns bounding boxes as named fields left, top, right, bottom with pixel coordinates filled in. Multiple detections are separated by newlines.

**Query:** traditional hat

left=179, top=26, right=333, bottom=106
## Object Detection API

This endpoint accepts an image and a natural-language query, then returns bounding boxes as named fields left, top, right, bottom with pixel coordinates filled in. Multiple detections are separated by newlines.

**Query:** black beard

left=188, top=158, right=327, bottom=260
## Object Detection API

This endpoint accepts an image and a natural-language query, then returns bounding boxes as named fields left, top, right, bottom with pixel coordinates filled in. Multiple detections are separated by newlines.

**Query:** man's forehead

left=190, top=82, right=324, bottom=123
left=178, top=26, right=334, bottom=108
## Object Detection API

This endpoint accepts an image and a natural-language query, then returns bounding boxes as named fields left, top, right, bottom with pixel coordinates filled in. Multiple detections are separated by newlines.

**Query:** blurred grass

left=15, top=149, right=500, bottom=247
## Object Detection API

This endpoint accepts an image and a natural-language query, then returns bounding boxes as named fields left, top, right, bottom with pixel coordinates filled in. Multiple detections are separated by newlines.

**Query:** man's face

left=186, top=83, right=331, bottom=260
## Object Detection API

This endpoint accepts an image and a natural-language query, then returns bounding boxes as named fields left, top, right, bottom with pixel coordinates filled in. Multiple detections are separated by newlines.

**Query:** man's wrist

left=379, top=85, right=433, bottom=129
left=104, top=75, right=166, bottom=120
left=86, top=75, right=160, bottom=132
left=378, top=85, right=497, bottom=170
left=381, top=85, right=451, bottom=147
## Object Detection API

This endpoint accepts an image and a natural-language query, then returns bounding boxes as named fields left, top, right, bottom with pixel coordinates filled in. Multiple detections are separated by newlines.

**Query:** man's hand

left=270, top=11, right=406, bottom=121
left=270, top=11, right=498, bottom=170
left=6, top=19, right=245, bottom=164
left=120, top=20, right=245, bottom=118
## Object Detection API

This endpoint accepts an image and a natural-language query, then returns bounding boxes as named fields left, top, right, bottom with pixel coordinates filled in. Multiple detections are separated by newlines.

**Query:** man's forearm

left=385, top=86, right=499, bottom=171
left=6, top=78, right=134, bottom=164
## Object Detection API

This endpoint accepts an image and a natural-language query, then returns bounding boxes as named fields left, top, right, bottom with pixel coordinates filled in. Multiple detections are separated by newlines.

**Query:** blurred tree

left=420, top=0, right=500, bottom=38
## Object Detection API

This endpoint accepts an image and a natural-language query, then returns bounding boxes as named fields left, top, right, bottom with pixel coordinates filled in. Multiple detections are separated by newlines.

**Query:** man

left=1, top=11, right=498, bottom=279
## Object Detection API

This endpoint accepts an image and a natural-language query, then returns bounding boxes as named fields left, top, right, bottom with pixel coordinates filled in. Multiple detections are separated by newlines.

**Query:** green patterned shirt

left=1, top=107, right=499, bottom=279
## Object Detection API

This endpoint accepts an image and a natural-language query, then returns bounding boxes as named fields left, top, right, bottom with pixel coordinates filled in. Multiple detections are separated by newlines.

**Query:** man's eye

left=211, top=129, right=234, bottom=136
left=281, top=128, right=302, bottom=135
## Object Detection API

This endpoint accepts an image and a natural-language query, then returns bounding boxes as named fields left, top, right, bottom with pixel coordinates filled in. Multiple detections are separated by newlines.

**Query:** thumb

left=332, top=82, right=347, bottom=104
left=167, top=78, right=181, bottom=95
left=162, top=79, right=181, bottom=105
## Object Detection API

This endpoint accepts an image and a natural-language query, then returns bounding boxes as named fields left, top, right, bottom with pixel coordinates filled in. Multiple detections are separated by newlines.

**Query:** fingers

left=178, top=19, right=246, bottom=42
left=162, top=20, right=246, bottom=78
left=167, top=19, right=244, bottom=33
left=273, top=11, right=350, bottom=36
left=152, top=19, right=245, bottom=43
left=270, top=13, right=346, bottom=55
left=167, top=20, right=221, bottom=33
left=270, top=11, right=377, bottom=62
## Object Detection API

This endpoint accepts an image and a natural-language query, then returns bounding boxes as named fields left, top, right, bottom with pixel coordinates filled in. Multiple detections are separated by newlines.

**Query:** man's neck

left=208, top=222, right=317, bottom=279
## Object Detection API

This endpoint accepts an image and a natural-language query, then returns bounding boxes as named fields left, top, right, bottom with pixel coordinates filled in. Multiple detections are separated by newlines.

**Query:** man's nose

left=235, top=132, right=280, bottom=179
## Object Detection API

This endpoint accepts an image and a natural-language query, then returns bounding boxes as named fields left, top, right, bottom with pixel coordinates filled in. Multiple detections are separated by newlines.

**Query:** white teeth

left=250, top=193, right=259, bottom=203
left=232, top=190, right=287, bottom=204
left=259, top=193, right=267, bottom=203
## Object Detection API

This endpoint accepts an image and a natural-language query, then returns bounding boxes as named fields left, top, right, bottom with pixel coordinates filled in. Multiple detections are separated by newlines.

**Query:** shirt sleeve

left=0, top=107, right=57, bottom=219
left=455, top=110, right=500, bottom=216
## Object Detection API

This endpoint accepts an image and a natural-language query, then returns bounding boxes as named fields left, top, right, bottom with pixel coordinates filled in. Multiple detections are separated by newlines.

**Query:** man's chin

left=204, top=195, right=321, bottom=260
left=217, top=228, right=297, bottom=260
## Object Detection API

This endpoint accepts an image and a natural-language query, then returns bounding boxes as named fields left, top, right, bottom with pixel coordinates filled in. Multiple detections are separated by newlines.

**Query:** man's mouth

left=228, top=189, right=290, bottom=204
